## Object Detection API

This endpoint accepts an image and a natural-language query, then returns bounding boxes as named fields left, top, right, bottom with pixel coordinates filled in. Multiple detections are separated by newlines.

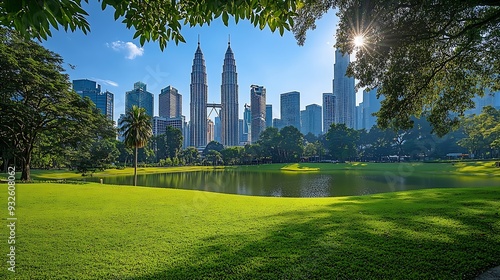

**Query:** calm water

left=85, top=169, right=500, bottom=197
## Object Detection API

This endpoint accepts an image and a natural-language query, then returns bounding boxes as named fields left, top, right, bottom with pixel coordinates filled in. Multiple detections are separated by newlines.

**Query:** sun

left=353, top=35, right=365, bottom=47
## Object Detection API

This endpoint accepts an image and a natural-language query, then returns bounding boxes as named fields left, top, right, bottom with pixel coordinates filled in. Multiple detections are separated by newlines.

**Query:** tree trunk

left=2, top=150, right=8, bottom=173
left=21, top=153, right=31, bottom=181
left=134, top=146, right=138, bottom=186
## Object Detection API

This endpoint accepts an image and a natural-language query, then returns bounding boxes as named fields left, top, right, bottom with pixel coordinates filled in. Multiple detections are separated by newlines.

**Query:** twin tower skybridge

left=207, top=102, right=222, bottom=119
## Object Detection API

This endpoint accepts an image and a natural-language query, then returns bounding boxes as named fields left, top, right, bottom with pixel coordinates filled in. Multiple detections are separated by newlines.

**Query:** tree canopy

left=0, top=27, right=115, bottom=180
left=295, top=0, right=500, bottom=135
left=0, top=0, right=298, bottom=50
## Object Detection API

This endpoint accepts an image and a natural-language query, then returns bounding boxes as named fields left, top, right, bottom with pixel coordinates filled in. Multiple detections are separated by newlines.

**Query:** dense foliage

left=294, top=0, right=500, bottom=135
left=0, top=0, right=298, bottom=50
left=0, top=27, right=115, bottom=180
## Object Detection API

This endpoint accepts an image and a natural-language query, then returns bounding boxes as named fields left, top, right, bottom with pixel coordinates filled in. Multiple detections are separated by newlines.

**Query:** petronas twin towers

left=190, top=40, right=238, bottom=148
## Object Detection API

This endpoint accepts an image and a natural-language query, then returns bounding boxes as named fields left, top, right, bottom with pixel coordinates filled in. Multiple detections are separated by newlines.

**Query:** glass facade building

left=73, top=79, right=114, bottom=121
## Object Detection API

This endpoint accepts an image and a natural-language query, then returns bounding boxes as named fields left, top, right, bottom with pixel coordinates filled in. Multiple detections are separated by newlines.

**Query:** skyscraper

left=333, top=48, right=355, bottom=128
left=323, top=92, right=335, bottom=133
left=190, top=42, right=208, bottom=147
left=250, top=85, right=266, bottom=143
left=362, top=87, right=383, bottom=130
left=159, top=85, right=182, bottom=118
left=214, top=116, right=222, bottom=143
left=73, top=79, right=114, bottom=121
left=125, top=81, right=154, bottom=117
left=221, top=41, right=239, bottom=146
left=280, top=91, right=301, bottom=129
left=301, top=104, right=322, bottom=136
left=266, top=104, right=273, bottom=128
left=207, top=119, right=215, bottom=143
left=242, top=103, right=251, bottom=143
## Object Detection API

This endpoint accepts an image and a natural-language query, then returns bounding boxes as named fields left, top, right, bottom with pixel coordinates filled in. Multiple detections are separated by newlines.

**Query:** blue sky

left=41, top=2, right=359, bottom=123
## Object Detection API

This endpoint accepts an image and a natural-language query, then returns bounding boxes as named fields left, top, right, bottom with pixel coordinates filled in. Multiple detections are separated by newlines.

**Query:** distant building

left=465, top=88, right=497, bottom=115
left=125, top=81, right=153, bottom=117
left=333, top=48, right=355, bottom=128
left=280, top=91, right=301, bottom=129
left=250, top=85, right=266, bottom=143
left=214, top=116, right=222, bottom=143
left=117, top=113, right=126, bottom=142
left=355, top=104, right=363, bottom=130
left=301, top=104, right=322, bottom=136
left=72, top=79, right=114, bottom=121
left=362, top=88, right=383, bottom=130
left=238, top=119, right=247, bottom=145
left=266, top=104, right=273, bottom=128
left=207, top=119, right=215, bottom=143
left=242, top=104, right=251, bottom=144
left=323, top=92, right=335, bottom=133
left=152, top=116, right=187, bottom=148
left=273, top=118, right=284, bottom=130
left=152, top=117, right=169, bottom=137
left=159, top=85, right=182, bottom=118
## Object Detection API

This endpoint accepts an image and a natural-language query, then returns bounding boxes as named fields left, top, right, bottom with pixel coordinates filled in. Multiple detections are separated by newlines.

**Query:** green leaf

left=222, top=11, right=229, bottom=26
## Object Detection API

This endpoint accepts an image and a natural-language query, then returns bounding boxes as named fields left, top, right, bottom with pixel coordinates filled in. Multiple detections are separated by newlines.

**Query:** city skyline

left=40, top=1, right=349, bottom=125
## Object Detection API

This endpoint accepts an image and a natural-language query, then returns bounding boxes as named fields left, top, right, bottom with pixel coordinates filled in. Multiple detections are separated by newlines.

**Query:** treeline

left=4, top=106, right=499, bottom=175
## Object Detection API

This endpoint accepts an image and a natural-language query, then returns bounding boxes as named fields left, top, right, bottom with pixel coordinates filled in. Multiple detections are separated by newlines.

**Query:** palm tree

left=119, top=105, right=152, bottom=186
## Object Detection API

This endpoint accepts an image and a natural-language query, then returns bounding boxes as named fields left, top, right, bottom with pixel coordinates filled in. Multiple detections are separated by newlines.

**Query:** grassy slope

left=1, top=183, right=499, bottom=279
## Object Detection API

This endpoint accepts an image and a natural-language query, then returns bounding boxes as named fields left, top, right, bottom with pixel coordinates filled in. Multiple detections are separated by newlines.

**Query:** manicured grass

left=1, top=183, right=499, bottom=279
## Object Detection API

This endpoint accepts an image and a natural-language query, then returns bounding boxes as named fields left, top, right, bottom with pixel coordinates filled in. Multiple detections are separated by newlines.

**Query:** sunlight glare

left=353, top=35, right=365, bottom=47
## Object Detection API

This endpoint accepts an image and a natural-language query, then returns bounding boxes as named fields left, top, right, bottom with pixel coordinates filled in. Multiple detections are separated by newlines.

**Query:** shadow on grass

left=126, top=188, right=500, bottom=279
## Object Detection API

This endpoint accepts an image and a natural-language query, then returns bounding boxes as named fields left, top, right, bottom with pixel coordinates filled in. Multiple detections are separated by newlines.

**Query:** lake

left=85, top=169, right=500, bottom=197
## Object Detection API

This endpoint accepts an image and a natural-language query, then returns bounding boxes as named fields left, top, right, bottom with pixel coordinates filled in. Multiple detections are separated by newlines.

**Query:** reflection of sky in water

left=87, top=171, right=500, bottom=198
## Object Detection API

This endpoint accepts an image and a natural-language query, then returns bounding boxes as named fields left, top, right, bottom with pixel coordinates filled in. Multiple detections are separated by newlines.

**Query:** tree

left=73, top=138, right=119, bottom=175
left=221, top=147, right=242, bottom=165
left=0, top=28, right=114, bottom=180
left=294, top=0, right=500, bottom=136
left=325, top=123, right=359, bottom=161
left=458, top=106, right=500, bottom=158
left=359, top=126, right=396, bottom=161
left=181, top=147, right=200, bottom=165
left=164, top=126, right=183, bottom=159
left=1, top=0, right=298, bottom=50
left=278, top=126, right=304, bottom=162
left=116, top=141, right=134, bottom=166
left=203, top=141, right=224, bottom=156
left=119, top=105, right=153, bottom=186
left=258, top=127, right=281, bottom=162
left=205, top=150, right=223, bottom=166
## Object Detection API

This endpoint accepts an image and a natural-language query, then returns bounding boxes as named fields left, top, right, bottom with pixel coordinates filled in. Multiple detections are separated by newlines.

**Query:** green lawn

left=1, top=182, right=499, bottom=279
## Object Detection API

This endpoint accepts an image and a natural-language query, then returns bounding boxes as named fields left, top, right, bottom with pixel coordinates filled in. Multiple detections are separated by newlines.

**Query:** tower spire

left=228, top=34, right=231, bottom=45
left=198, top=34, right=200, bottom=46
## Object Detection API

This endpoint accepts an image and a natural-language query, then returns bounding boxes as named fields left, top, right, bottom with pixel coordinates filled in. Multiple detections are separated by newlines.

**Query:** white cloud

left=107, top=41, right=144, bottom=59
left=91, top=78, right=119, bottom=87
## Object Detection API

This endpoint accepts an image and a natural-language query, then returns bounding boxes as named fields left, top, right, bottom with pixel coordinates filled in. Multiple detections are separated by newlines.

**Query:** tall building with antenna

left=190, top=39, right=208, bottom=147
left=221, top=37, right=239, bottom=146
